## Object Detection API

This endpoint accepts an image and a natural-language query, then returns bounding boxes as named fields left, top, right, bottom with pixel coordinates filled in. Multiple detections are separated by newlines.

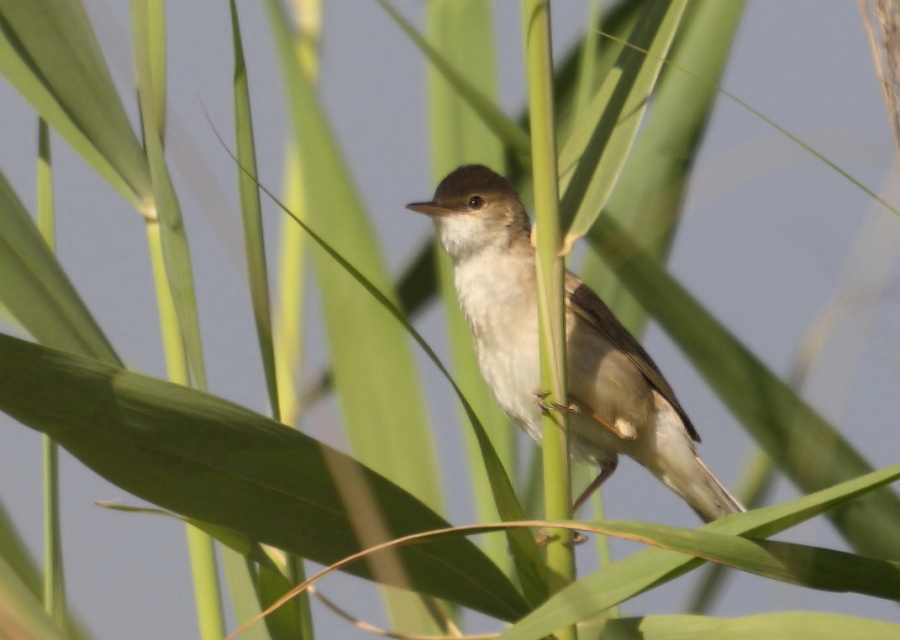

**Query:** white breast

left=452, top=249, right=543, bottom=439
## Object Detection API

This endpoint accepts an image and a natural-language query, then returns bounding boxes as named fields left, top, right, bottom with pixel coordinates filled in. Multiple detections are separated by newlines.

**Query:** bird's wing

left=564, top=271, right=700, bottom=442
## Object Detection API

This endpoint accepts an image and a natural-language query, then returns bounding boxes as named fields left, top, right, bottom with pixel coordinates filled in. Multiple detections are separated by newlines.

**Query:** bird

left=407, top=164, right=744, bottom=522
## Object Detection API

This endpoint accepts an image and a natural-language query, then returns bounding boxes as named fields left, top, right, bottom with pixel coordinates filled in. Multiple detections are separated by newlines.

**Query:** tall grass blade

left=264, top=0, right=442, bottom=513
left=229, top=3, right=310, bottom=635
left=266, top=1, right=450, bottom=629
left=230, top=0, right=279, bottom=420
left=0, top=0, right=151, bottom=207
left=558, top=0, right=688, bottom=249
left=273, top=147, right=308, bottom=426
left=424, top=0, right=524, bottom=591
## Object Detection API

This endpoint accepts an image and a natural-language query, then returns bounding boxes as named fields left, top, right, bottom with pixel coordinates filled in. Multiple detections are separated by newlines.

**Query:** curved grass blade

left=553, top=0, right=642, bottom=145
left=0, top=168, right=120, bottom=364
left=0, top=332, right=530, bottom=622
left=296, top=240, right=438, bottom=411
left=229, top=0, right=279, bottom=420
left=0, top=0, right=150, bottom=207
left=583, top=612, right=900, bottom=639
left=589, top=216, right=900, bottom=561
left=573, top=518, right=900, bottom=602
left=211, top=116, right=548, bottom=619
left=496, top=463, right=900, bottom=640
left=558, top=0, right=688, bottom=249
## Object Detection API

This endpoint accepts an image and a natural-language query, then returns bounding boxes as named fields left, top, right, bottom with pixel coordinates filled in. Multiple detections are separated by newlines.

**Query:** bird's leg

left=572, top=458, right=618, bottom=513
left=536, top=389, right=638, bottom=441
left=533, top=529, right=587, bottom=547
left=534, top=389, right=581, bottom=415
left=567, top=395, right=637, bottom=441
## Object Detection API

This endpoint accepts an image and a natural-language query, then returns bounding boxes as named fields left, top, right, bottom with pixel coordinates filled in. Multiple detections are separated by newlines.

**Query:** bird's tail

left=645, top=392, right=745, bottom=522
left=679, top=455, right=745, bottom=523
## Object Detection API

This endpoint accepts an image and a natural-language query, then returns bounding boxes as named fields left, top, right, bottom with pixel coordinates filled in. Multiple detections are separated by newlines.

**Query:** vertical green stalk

left=146, top=220, right=224, bottom=640
left=274, top=0, right=321, bottom=428
left=37, top=118, right=65, bottom=625
left=275, top=1, right=322, bottom=635
left=274, top=148, right=307, bottom=426
left=133, top=2, right=224, bottom=636
left=521, top=2, right=574, bottom=636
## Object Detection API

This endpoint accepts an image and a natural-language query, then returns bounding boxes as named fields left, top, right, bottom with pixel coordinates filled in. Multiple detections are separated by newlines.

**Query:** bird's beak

left=406, top=201, right=453, bottom=217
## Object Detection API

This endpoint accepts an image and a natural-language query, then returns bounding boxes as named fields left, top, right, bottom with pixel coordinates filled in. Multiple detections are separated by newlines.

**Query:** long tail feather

left=687, top=455, right=745, bottom=522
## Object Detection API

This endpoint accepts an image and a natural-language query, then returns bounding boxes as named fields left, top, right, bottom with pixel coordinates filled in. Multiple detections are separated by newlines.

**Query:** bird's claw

left=534, top=528, right=586, bottom=547
left=533, top=529, right=554, bottom=547
left=566, top=531, right=587, bottom=547
left=533, top=389, right=580, bottom=415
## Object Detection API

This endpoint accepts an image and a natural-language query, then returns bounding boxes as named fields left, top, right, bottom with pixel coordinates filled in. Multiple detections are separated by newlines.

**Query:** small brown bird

left=408, top=164, right=744, bottom=522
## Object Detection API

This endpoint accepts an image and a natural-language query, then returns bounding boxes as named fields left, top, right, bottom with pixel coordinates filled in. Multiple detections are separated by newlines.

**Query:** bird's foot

left=534, top=389, right=580, bottom=415
left=534, top=528, right=587, bottom=547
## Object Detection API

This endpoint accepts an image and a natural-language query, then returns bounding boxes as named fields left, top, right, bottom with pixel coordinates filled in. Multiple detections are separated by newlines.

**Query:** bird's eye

left=467, top=195, right=484, bottom=209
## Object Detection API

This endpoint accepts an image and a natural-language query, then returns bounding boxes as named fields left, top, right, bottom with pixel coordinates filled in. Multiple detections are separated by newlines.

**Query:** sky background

left=1, top=1, right=899, bottom=638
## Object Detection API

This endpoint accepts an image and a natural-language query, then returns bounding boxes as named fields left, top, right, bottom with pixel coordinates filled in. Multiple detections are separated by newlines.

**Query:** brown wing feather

left=564, top=271, right=700, bottom=442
